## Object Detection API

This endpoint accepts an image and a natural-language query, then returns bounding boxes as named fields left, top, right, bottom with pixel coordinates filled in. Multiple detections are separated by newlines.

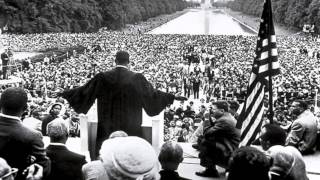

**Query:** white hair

left=47, top=118, right=69, bottom=139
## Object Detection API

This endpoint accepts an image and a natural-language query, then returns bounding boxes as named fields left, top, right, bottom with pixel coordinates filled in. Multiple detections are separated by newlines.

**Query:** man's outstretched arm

left=135, top=73, right=187, bottom=116
left=59, top=73, right=104, bottom=114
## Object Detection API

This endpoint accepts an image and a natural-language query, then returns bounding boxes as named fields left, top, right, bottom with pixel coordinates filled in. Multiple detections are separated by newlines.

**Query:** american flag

left=236, top=0, right=281, bottom=147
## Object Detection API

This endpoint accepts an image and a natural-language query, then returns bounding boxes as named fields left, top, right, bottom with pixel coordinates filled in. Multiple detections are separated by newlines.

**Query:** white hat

left=99, top=136, right=157, bottom=180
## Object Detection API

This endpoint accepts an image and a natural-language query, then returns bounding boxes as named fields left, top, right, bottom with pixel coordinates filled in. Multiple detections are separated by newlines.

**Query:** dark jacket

left=0, top=116, right=51, bottom=180
left=41, top=114, right=57, bottom=136
left=61, top=67, right=175, bottom=159
left=46, top=144, right=86, bottom=180
left=159, top=170, right=190, bottom=180
left=200, top=113, right=240, bottom=168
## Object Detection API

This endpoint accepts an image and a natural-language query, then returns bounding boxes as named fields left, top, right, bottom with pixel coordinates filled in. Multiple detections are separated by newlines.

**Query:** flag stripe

left=245, top=82, right=262, bottom=110
left=258, top=61, right=280, bottom=73
left=240, top=113, right=264, bottom=146
left=241, top=87, right=265, bottom=139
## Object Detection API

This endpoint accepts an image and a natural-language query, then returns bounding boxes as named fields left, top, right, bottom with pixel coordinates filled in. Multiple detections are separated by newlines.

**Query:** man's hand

left=23, top=164, right=43, bottom=180
left=174, top=95, right=188, bottom=101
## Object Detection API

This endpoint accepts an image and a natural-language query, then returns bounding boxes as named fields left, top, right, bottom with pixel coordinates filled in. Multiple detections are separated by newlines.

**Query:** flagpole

left=268, top=0, right=274, bottom=124
left=268, top=68, right=273, bottom=124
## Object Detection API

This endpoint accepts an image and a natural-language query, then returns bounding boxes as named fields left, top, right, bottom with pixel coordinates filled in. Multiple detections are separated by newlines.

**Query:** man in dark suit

left=59, top=50, right=187, bottom=159
left=46, top=119, right=86, bottom=180
left=196, top=100, right=240, bottom=178
left=0, top=87, right=51, bottom=180
left=1, top=48, right=9, bottom=79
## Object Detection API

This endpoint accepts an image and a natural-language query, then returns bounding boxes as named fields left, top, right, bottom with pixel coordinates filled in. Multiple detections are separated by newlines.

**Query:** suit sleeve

left=286, top=121, right=304, bottom=147
left=135, top=73, right=175, bottom=116
left=59, top=73, right=104, bottom=114
left=31, top=131, right=51, bottom=178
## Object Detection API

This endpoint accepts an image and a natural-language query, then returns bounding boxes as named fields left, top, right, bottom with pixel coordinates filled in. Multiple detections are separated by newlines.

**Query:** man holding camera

left=196, top=100, right=240, bottom=178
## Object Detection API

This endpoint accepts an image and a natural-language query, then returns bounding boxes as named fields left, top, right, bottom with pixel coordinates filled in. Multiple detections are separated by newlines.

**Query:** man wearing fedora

left=60, top=50, right=187, bottom=159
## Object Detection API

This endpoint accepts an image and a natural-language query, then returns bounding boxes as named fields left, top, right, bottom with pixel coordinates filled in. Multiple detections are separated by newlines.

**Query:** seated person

left=82, top=136, right=157, bottom=180
left=196, top=101, right=240, bottom=178
left=259, top=123, right=309, bottom=180
left=286, top=100, right=318, bottom=154
left=46, top=119, right=87, bottom=180
left=158, top=141, right=190, bottom=180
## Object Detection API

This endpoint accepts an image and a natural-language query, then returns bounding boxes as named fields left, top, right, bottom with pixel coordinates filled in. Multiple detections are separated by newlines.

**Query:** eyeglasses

left=0, top=168, right=18, bottom=179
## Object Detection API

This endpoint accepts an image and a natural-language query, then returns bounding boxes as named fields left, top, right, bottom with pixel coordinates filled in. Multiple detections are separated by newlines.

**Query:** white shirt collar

left=116, top=65, right=128, bottom=69
left=49, top=142, right=66, bottom=146
left=0, top=113, right=21, bottom=121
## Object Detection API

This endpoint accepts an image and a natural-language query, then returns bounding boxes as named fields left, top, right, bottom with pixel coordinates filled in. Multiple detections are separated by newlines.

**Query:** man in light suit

left=0, top=87, right=50, bottom=180
left=286, top=100, right=318, bottom=154
left=46, top=118, right=86, bottom=180
left=60, top=50, right=187, bottom=159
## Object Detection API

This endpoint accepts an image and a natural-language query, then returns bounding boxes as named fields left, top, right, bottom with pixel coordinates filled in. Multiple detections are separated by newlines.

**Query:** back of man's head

left=115, top=51, right=129, bottom=65
left=260, top=123, right=286, bottom=148
left=228, top=146, right=271, bottom=180
left=0, top=87, right=27, bottom=116
left=47, top=118, right=69, bottom=143
left=294, top=100, right=308, bottom=111
left=158, top=141, right=183, bottom=171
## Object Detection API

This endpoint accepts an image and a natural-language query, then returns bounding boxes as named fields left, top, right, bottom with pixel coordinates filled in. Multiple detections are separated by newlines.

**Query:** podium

left=80, top=101, right=164, bottom=160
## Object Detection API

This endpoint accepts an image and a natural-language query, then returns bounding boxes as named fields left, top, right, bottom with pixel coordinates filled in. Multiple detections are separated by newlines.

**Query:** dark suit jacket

left=61, top=67, right=175, bottom=158
left=200, top=113, right=240, bottom=167
left=159, top=170, right=191, bottom=180
left=0, top=116, right=51, bottom=180
left=46, top=144, right=86, bottom=180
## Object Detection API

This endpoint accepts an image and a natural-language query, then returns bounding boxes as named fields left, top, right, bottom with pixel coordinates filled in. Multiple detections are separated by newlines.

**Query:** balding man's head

left=47, top=118, right=69, bottom=143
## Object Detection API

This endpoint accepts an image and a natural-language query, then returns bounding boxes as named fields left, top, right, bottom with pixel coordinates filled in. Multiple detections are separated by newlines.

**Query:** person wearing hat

left=59, top=50, right=187, bottom=160
left=82, top=136, right=158, bottom=180
left=196, top=100, right=240, bottom=178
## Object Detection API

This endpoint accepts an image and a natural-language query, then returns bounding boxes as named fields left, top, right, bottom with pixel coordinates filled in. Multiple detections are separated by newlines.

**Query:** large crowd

left=0, top=31, right=320, bottom=179
left=2, top=32, right=320, bottom=139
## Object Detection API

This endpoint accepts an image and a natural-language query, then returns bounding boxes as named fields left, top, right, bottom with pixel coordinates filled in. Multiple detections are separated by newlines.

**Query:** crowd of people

left=1, top=32, right=320, bottom=139
left=0, top=86, right=316, bottom=180
left=0, top=30, right=320, bottom=179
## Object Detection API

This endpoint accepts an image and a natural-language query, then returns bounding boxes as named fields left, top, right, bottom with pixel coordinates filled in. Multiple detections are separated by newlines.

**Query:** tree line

left=0, top=0, right=194, bottom=34
left=226, top=0, right=320, bottom=33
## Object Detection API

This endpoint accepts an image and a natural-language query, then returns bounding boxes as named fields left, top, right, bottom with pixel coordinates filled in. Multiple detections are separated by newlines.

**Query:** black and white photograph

left=0, top=0, right=320, bottom=179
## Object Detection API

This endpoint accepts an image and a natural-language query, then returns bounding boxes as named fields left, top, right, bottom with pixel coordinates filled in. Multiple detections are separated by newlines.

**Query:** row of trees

left=0, top=0, right=192, bottom=33
left=226, top=0, right=320, bottom=33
